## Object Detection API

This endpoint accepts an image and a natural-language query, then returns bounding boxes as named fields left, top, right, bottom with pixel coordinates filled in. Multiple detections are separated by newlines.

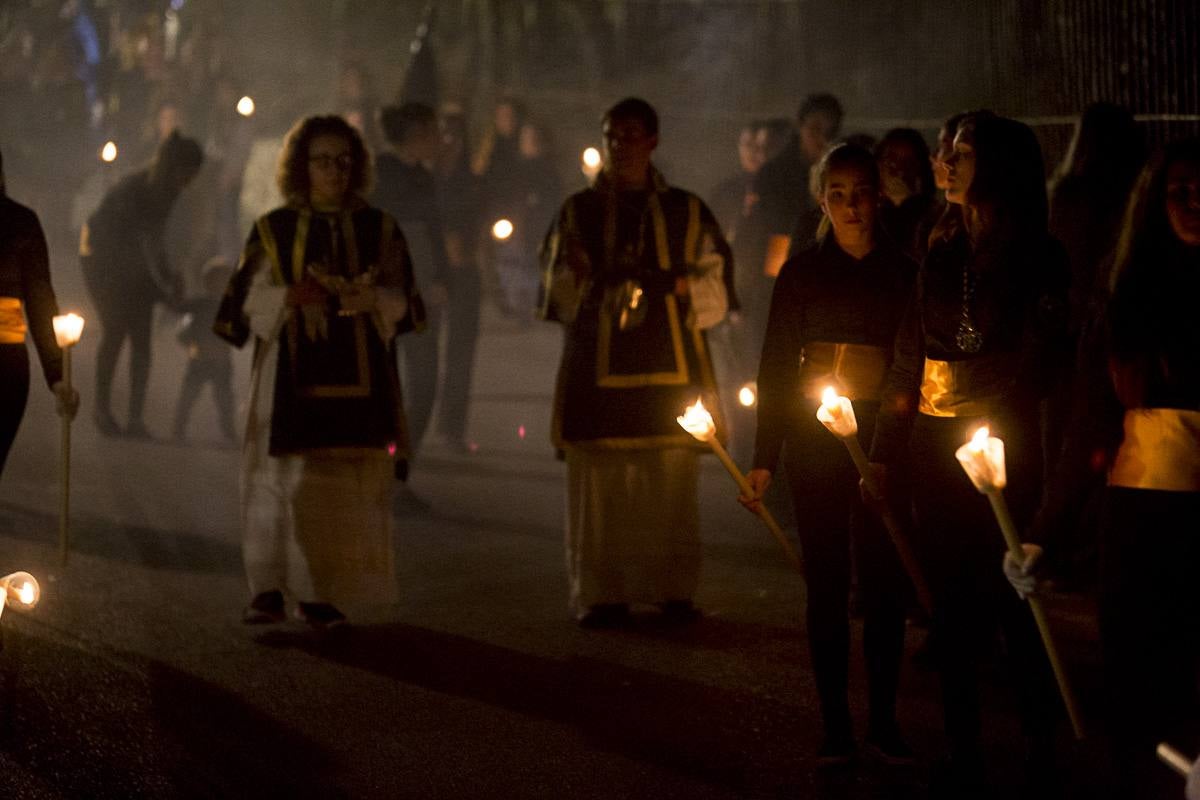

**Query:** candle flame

left=582, top=147, right=602, bottom=169
left=970, top=426, right=990, bottom=453
left=1, top=572, right=39, bottom=611
left=677, top=398, right=716, bottom=441
left=16, top=582, right=34, bottom=606
left=738, top=383, right=757, bottom=408
left=101, top=141, right=118, bottom=162
left=492, top=219, right=514, bottom=241
left=236, top=95, right=256, bottom=117
left=821, top=386, right=839, bottom=408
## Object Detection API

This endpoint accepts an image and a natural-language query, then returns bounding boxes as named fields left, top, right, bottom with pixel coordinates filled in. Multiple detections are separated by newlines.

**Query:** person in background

left=540, top=98, right=729, bottom=629
left=373, top=102, right=448, bottom=473
left=741, top=143, right=917, bottom=767
left=0, top=146, right=79, bottom=477
left=214, top=114, right=424, bottom=630
left=1007, top=137, right=1200, bottom=799
left=914, top=112, right=972, bottom=263
left=433, top=103, right=483, bottom=454
left=82, top=130, right=203, bottom=438
left=868, top=112, right=1070, bottom=797
left=757, top=93, right=844, bottom=279
left=171, top=256, right=235, bottom=444
left=875, top=128, right=936, bottom=260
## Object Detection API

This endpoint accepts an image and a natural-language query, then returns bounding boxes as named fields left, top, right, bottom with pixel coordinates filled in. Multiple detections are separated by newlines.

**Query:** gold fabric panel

left=0, top=297, right=26, bottom=344
left=1109, top=408, right=1200, bottom=491
left=918, top=356, right=1014, bottom=417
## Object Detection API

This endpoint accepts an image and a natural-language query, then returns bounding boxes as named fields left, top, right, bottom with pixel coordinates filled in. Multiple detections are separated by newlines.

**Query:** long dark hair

left=931, top=112, right=1048, bottom=249
left=276, top=115, right=372, bottom=206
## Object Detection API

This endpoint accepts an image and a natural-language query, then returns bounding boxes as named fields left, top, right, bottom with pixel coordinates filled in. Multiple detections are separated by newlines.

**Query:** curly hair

left=276, top=115, right=372, bottom=205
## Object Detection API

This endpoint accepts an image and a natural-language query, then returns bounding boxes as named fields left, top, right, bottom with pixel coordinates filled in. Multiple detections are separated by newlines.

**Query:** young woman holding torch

left=1007, top=138, right=1200, bottom=799
left=865, top=112, right=1072, bottom=796
left=740, top=142, right=917, bottom=766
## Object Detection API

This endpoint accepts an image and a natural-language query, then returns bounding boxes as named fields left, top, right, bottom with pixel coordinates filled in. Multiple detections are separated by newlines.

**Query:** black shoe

left=94, top=409, right=121, bottom=437
left=577, top=603, right=630, bottom=629
left=657, top=599, right=701, bottom=626
left=295, top=602, right=347, bottom=631
left=816, top=736, right=857, bottom=768
left=864, top=725, right=916, bottom=766
left=242, top=590, right=286, bottom=624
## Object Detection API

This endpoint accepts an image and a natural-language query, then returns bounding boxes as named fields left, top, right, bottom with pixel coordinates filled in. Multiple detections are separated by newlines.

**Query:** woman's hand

left=738, top=468, right=772, bottom=515
left=52, top=381, right=79, bottom=420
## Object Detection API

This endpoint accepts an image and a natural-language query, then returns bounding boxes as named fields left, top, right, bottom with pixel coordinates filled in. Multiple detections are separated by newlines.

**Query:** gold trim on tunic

left=918, top=357, right=1003, bottom=417
left=1109, top=408, right=1200, bottom=491
left=0, top=297, right=26, bottom=344
left=596, top=294, right=689, bottom=387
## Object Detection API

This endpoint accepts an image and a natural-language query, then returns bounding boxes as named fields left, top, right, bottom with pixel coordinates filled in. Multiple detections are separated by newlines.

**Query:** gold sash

left=918, top=354, right=1018, bottom=417
left=1109, top=408, right=1200, bottom=491
left=798, top=341, right=888, bottom=401
left=0, top=297, right=26, bottom=344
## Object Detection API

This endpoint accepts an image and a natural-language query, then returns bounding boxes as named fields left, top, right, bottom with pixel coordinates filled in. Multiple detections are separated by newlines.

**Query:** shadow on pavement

left=0, top=502, right=240, bottom=576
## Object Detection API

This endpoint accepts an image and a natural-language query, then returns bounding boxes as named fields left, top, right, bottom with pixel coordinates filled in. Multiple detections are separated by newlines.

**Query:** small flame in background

left=101, top=141, right=118, bottom=162
left=492, top=219, right=514, bottom=241
left=738, top=383, right=756, bottom=408
left=236, top=96, right=256, bottom=117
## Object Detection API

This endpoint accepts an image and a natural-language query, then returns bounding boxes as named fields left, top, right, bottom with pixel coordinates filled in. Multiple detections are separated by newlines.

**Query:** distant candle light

left=101, top=141, right=118, bottom=162
left=236, top=96, right=256, bottom=117
left=492, top=219, right=514, bottom=241
left=738, top=383, right=757, bottom=408
left=581, top=147, right=602, bottom=179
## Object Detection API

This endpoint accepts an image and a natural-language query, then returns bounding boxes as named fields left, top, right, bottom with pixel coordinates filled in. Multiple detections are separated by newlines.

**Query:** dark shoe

left=864, top=726, right=916, bottom=766
left=242, top=590, right=286, bottom=624
left=295, top=602, right=347, bottom=631
left=94, top=409, right=121, bottom=437
left=577, top=603, right=630, bottom=629
left=816, top=736, right=857, bottom=768
left=657, top=599, right=701, bottom=626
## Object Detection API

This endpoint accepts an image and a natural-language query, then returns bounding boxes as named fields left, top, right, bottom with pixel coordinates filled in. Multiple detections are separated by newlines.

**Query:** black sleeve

left=17, top=209, right=63, bottom=388
left=869, top=284, right=923, bottom=464
left=752, top=261, right=802, bottom=473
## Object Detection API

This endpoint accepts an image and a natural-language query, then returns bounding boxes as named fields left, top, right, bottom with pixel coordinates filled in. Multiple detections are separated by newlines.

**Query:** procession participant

left=215, top=115, right=424, bottom=630
left=868, top=112, right=1070, bottom=795
left=540, top=98, right=729, bottom=628
left=0, top=146, right=78, bottom=477
left=741, top=143, right=916, bottom=766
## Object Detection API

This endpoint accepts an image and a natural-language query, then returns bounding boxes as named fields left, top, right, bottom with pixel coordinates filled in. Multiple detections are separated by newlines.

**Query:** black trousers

left=172, top=357, right=235, bottom=439
left=397, top=304, right=442, bottom=454
left=785, top=402, right=910, bottom=740
left=0, top=344, right=30, bottom=477
left=1100, top=487, right=1200, bottom=798
left=908, top=413, right=1060, bottom=758
left=85, top=264, right=157, bottom=425
left=437, top=267, right=481, bottom=442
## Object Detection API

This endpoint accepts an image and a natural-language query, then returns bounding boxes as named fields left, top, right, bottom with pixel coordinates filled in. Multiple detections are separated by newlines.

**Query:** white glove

left=1187, top=755, right=1200, bottom=800
left=1002, top=542, right=1044, bottom=599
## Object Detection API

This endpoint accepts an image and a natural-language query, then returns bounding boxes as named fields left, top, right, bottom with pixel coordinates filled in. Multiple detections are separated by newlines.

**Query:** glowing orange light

left=492, top=219, right=514, bottom=241
left=236, top=96, right=256, bottom=117
left=101, top=141, right=118, bottom=162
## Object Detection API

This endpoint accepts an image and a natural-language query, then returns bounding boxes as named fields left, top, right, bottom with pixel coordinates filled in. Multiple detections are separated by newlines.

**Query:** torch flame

left=0, top=572, right=39, bottom=611
left=237, top=95, right=256, bottom=117
left=677, top=398, right=716, bottom=442
left=101, top=141, right=118, bottom=162
left=970, top=426, right=990, bottom=453
left=582, top=147, right=602, bottom=169
left=16, top=582, right=34, bottom=606
left=492, top=219, right=514, bottom=241
left=52, top=313, right=85, bottom=348
left=738, top=383, right=757, bottom=408
left=821, top=386, right=839, bottom=408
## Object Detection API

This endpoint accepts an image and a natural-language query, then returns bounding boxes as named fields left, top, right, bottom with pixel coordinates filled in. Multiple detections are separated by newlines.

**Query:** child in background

left=172, top=257, right=236, bottom=443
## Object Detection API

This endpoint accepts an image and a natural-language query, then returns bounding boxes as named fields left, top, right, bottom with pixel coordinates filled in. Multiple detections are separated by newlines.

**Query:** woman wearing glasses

left=215, top=115, right=425, bottom=631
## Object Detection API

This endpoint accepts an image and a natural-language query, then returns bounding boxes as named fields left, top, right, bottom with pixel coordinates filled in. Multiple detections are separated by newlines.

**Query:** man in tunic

left=540, top=98, right=730, bottom=628
left=215, top=115, right=424, bottom=630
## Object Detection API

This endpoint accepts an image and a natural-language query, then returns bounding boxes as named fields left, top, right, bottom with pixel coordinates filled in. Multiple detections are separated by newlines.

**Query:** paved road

left=0, top=300, right=1117, bottom=798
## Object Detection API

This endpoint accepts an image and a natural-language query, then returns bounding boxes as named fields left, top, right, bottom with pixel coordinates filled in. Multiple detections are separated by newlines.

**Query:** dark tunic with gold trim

left=215, top=202, right=424, bottom=457
left=540, top=170, right=728, bottom=449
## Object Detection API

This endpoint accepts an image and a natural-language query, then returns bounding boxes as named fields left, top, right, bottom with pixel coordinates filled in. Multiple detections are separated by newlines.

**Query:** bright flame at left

left=101, top=141, right=118, bottom=162
left=1, top=572, right=40, bottom=611
left=677, top=398, right=716, bottom=442
left=52, top=313, right=85, bottom=347
left=237, top=96, right=256, bottom=117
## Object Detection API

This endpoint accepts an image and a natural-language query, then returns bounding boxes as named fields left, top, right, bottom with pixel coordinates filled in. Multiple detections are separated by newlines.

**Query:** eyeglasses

left=309, top=153, right=354, bottom=171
